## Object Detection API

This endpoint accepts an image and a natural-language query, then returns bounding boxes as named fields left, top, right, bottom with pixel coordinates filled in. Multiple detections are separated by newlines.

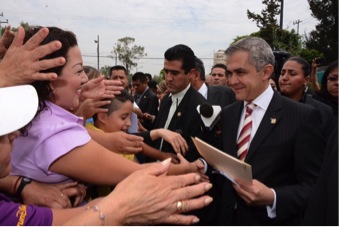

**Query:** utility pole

left=0, top=12, right=9, bottom=37
left=293, top=19, right=302, bottom=36
left=279, top=0, right=284, bottom=29
left=94, top=35, right=100, bottom=70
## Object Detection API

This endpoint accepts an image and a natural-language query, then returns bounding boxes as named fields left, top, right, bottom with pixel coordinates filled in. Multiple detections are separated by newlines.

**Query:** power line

left=293, top=19, right=302, bottom=36
left=82, top=54, right=214, bottom=60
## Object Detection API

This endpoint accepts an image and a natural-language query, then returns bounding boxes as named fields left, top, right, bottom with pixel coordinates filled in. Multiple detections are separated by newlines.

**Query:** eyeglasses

left=327, top=77, right=338, bottom=82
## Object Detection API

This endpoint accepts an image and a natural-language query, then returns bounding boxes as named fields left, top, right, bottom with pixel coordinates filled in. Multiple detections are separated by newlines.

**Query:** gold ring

left=176, top=201, right=183, bottom=213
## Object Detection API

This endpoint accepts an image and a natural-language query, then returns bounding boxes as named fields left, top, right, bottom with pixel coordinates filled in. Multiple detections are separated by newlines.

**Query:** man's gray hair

left=225, top=37, right=275, bottom=72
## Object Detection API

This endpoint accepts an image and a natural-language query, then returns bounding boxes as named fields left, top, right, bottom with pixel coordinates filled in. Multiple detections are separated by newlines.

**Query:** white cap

left=0, top=85, right=38, bottom=136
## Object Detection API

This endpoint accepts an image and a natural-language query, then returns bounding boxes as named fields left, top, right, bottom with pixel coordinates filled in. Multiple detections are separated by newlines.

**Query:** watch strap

left=16, top=177, right=32, bottom=197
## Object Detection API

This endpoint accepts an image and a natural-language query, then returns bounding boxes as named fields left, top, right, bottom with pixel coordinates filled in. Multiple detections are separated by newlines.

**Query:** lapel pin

left=271, top=118, right=277, bottom=124
left=177, top=112, right=181, bottom=117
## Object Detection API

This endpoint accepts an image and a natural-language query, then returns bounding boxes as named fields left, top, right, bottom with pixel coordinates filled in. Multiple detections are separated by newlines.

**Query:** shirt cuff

left=198, top=158, right=208, bottom=174
left=266, top=188, right=277, bottom=218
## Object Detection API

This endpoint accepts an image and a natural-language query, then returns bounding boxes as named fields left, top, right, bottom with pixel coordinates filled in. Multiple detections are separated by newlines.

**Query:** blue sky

left=1, top=0, right=318, bottom=76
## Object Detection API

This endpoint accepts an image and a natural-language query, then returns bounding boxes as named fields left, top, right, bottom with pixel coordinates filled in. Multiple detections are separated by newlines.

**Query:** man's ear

left=262, top=64, right=274, bottom=80
left=97, top=112, right=108, bottom=125
left=188, top=68, right=196, bottom=79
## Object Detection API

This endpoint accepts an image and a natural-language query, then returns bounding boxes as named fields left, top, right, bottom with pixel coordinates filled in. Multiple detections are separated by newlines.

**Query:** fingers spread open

left=24, top=27, right=49, bottom=50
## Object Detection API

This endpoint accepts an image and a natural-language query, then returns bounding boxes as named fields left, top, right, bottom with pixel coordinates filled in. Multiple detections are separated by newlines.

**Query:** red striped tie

left=237, top=103, right=256, bottom=161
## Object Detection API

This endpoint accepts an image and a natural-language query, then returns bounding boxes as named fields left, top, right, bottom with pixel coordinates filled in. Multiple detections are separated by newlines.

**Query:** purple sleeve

left=0, top=195, right=53, bottom=226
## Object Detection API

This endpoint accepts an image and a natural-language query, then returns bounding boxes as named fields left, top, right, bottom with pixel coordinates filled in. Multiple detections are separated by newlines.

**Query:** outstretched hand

left=22, top=181, right=87, bottom=209
left=106, top=159, right=213, bottom=225
left=80, top=76, right=123, bottom=100
left=0, top=26, right=66, bottom=87
left=0, top=25, right=15, bottom=59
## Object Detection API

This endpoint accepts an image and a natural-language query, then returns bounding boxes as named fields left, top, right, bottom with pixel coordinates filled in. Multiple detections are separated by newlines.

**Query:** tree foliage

left=100, top=65, right=111, bottom=79
left=1, top=21, right=30, bottom=34
left=247, top=0, right=280, bottom=28
left=245, top=0, right=327, bottom=63
left=112, top=37, right=147, bottom=74
left=305, top=0, right=338, bottom=63
left=247, top=0, right=281, bottom=48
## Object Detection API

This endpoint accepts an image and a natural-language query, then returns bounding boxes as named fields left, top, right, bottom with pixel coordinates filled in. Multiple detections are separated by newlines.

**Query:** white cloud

left=1, top=0, right=318, bottom=76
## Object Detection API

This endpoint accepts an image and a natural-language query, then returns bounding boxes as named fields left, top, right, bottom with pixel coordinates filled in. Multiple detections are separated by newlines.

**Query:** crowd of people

left=0, top=23, right=337, bottom=226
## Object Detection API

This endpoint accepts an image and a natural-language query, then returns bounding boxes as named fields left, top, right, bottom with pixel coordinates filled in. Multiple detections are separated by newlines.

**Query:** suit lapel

left=246, top=93, right=282, bottom=161
left=137, top=89, right=149, bottom=106
left=168, top=88, right=193, bottom=131
left=156, top=94, right=172, bottom=128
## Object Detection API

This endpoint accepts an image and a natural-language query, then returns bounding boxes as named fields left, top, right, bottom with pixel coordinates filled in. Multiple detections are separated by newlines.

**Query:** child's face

left=105, top=101, right=133, bottom=132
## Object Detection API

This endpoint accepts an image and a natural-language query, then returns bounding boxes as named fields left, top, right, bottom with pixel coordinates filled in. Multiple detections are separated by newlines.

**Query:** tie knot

left=246, top=103, right=256, bottom=114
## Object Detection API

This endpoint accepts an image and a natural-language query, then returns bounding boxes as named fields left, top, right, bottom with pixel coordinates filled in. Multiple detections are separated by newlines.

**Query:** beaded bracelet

left=86, top=205, right=105, bottom=225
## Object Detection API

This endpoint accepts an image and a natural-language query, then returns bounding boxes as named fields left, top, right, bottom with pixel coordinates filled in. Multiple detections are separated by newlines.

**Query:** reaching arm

left=49, top=139, right=142, bottom=185
left=310, top=59, right=321, bottom=93
left=150, top=129, right=188, bottom=155
left=0, top=175, right=86, bottom=208
left=59, top=160, right=213, bottom=226
left=87, top=127, right=144, bottom=154
left=141, top=142, right=180, bottom=164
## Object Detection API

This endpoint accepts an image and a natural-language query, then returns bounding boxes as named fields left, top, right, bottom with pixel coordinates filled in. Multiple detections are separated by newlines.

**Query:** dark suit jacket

left=303, top=127, right=338, bottom=225
left=203, top=85, right=236, bottom=150
left=207, top=85, right=236, bottom=108
left=136, top=88, right=158, bottom=130
left=302, top=93, right=336, bottom=139
left=212, top=93, right=325, bottom=225
left=152, top=86, right=207, bottom=162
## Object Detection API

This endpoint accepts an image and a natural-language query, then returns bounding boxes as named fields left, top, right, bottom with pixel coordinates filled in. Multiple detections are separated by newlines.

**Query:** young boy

left=86, top=90, right=136, bottom=161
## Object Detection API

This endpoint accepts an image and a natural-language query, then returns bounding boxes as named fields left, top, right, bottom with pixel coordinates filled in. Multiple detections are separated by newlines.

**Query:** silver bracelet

left=86, top=205, right=105, bottom=225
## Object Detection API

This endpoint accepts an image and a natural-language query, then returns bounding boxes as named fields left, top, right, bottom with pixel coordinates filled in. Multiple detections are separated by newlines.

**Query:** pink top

left=10, top=101, right=91, bottom=183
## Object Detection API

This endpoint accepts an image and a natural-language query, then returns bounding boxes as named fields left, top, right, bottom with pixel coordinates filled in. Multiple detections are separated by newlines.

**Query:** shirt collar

left=171, top=83, right=191, bottom=101
left=46, top=101, right=84, bottom=125
left=245, top=85, right=274, bottom=111
left=138, top=87, right=149, bottom=98
left=198, top=83, right=208, bottom=99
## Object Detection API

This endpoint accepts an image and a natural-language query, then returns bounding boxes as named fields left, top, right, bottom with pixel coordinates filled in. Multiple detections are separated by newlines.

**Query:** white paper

left=192, top=137, right=252, bottom=184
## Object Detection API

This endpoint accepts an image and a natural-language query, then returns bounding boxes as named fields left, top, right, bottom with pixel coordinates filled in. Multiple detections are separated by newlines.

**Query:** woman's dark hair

left=286, top=56, right=310, bottom=78
left=319, top=60, right=338, bottom=99
left=24, top=26, right=78, bottom=114
left=20, top=26, right=78, bottom=135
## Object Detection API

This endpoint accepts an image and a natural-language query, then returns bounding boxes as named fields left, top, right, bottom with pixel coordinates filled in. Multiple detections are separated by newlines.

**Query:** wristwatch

left=16, top=177, right=32, bottom=197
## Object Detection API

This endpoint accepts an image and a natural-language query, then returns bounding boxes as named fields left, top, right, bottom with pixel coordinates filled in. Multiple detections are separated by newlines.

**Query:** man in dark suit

left=150, top=44, right=207, bottom=162
left=210, top=37, right=325, bottom=225
left=210, top=63, right=229, bottom=86
left=302, top=127, right=338, bottom=225
left=192, top=57, right=235, bottom=108
left=132, top=72, right=159, bottom=130
left=191, top=57, right=235, bottom=150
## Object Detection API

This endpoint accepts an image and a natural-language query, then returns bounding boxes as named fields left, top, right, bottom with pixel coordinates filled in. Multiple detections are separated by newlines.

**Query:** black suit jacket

left=152, top=86, right=207, bottom=162
left=207, top=85, right=236, bottom=108
left=302, top=93, right=336, bottom=139
left=203, top=85, right=236, bottom=150
left=211, top=93, right=325, bottom=225
left=303, top=127, right=338, bottom=225
left=135, top=88, right=158, bottom=130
